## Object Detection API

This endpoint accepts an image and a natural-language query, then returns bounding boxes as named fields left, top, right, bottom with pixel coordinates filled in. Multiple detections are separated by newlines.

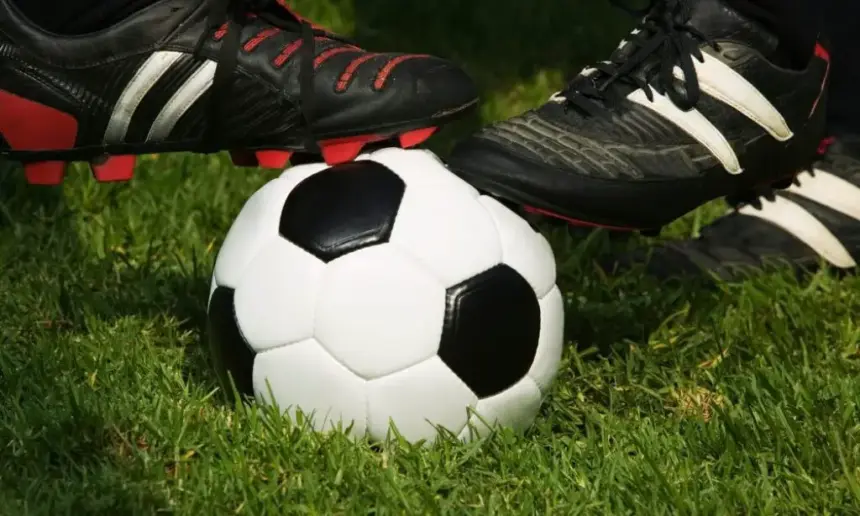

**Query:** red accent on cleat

left=319, top=134, right=385, bottom=165
left=25, top=162, right=66, bottom=185
left=817, top=136, right=836, bottom=156
left=810, top=42, right=831, bottom=118
left=373, top=55, right=429, bottom=90
left=230, top=150, right=260, bottom=167
left=523, top=205, right=637, bottom=232
left=399, top=127, right=437, bottom=148
left=255, top=150, right=293, bottom=168
left=0, top=90, right=78, bottom=152
left=91, top=155, right=136, bottom=182
left=24, top=161, right=66, bottom=185
left=0, top=90, right=78, bottom=184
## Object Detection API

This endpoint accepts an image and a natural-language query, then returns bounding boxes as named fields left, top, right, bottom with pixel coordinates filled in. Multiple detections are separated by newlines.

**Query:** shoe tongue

left=683, top=0, right=778, bottom=57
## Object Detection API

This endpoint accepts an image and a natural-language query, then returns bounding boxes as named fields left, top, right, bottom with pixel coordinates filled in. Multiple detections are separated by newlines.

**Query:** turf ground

left=2, top=1, right=860, bottom=513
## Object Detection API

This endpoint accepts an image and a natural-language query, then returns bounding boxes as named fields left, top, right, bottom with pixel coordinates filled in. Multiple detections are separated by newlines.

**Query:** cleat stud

left=230, top=150, right=259, bottom=167
left=90, top=155, right=136, bottom=182
left=25, top=161, right=66, bottom=185
left=318, top=134, right=386, bottom=165
left=320, top=141, right=365, bottom=165
left=255, top=150, right=293, bottom=169
left=398, top=127, right=437, bottom=148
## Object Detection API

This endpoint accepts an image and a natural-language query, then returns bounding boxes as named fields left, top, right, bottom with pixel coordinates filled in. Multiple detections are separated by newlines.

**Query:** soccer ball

left=208, top=147, right=564, bottom=443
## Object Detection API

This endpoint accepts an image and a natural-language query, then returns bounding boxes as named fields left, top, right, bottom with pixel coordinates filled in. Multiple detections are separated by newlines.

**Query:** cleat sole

left=3, top=114, right=442, bottom=183
left=523, top=205, right=642, bottom=232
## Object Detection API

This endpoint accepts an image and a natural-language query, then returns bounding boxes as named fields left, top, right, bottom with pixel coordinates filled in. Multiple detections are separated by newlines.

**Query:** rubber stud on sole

left=399, top=127, right=437, bottom=148
left=320, top=141, right=365, bottom=165
left=90, top=155, right=136, bottom=182
left=25, top=162, right=66, bottom=185
left=255, top=150, right=293, bottom=168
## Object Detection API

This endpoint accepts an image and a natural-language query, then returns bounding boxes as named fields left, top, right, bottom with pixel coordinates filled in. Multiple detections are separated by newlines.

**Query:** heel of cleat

left=90, top=155, right=136, bottom=182
left=0, top=90, right=78, bottom=185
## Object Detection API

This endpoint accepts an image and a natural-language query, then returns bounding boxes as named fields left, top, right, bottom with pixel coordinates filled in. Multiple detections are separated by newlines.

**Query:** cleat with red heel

left=0, top=0, right=477, bottom=183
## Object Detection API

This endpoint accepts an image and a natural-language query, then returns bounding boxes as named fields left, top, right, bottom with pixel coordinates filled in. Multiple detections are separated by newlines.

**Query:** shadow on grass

left=0, top=395, right=172, bottom=512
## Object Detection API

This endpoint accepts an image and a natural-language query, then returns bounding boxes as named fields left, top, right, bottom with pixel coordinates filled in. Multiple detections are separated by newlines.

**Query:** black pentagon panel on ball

left=279, top=161, right=406, bottom=262
left=208, top=286, right=256, bottom=399
left=438, top=264, right=541, bottom=398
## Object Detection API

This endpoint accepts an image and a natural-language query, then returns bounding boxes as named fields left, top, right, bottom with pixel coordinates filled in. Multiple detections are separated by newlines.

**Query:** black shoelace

left=560, top=0, right=718, bottom=116
left=195, top=0, right=351, bottom=151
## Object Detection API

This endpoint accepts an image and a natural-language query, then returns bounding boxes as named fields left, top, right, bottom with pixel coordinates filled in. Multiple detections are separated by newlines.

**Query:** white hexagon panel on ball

left=207, top=147, right=565, bottom=444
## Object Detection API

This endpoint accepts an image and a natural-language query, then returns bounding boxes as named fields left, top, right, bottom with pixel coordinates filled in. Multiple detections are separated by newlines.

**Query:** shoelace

left=559, top=0, right=718, bottom=116
left=196, top=0, right=351, bottom=151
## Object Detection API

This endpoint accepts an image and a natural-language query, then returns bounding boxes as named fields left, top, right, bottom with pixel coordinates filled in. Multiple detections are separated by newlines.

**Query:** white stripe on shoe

left=626, top=51, right=792, bottom=175
left=627, top=88, right=744, bottom=174
left=103, top=51, right=185, bottom=143
left=146, top=59, right=217, bottom=142
left=737, top=195, right=857, bottom=268
left=786, top=169, right=860, bottom=221
left=673, top=52, right=793, bottom=142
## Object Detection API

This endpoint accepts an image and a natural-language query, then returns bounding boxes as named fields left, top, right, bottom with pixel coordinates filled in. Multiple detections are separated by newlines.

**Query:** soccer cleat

left=621, top=134, right=860, bottom=280
left=0, top=0, right=478, bottom=184
left=449, top=0, right=830, bottom=232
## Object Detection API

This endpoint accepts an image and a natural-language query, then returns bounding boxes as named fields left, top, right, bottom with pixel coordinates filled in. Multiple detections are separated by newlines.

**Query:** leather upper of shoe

left=0, top=0, right=477, bottom=140
left=453, top=0, right=828, bottom=182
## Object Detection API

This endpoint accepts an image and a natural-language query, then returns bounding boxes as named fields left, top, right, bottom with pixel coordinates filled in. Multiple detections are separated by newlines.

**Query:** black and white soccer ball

left=208, top=148, right=564, bottom=443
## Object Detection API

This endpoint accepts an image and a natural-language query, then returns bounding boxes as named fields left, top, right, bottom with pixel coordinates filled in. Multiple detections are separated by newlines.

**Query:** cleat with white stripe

left=449, top=0, right=831, bottom=231
left=628, top=135, right=860, bottom=280
left=0, top=0, right=477, bottom=184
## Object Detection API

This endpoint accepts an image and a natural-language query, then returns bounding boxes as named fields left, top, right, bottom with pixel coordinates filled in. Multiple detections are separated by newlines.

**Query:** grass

left=2, top=0, right=860, bottom=513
